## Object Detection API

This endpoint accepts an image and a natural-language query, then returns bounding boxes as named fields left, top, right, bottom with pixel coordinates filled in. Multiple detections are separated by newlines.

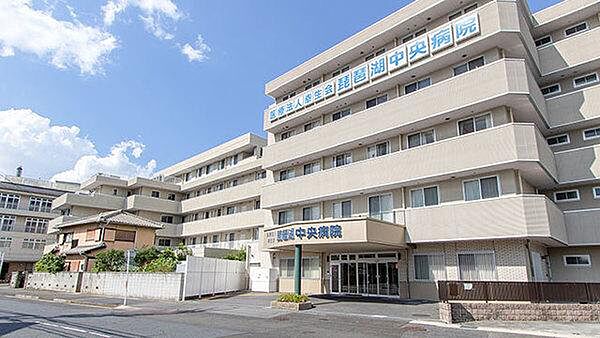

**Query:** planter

left=271, top=300, right=313, bottom=311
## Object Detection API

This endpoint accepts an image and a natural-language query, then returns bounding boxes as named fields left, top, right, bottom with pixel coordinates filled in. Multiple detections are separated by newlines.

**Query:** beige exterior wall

left=549, top=246, right=600, bottom=282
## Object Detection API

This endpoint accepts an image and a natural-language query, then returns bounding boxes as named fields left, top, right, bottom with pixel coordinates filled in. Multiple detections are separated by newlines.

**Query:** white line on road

left=35, top=321, right=111, bottom=337
left=409, top=320, right=589, bottom=338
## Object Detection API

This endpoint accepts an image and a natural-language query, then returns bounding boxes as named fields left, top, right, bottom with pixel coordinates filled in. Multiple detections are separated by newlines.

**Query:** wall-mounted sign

left=268, top=13, right=481, bottom=122
left=276, top=224, right=343, bottom=242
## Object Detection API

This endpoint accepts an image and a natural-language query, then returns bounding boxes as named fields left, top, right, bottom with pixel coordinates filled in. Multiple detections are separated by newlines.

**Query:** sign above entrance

left=268, top=13, right=481, bottom=122
left=276, top=224, right=342, bottom=242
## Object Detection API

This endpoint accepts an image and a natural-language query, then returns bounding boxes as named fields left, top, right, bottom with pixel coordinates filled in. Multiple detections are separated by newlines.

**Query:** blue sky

left=0, top=0, right=561, bottom=181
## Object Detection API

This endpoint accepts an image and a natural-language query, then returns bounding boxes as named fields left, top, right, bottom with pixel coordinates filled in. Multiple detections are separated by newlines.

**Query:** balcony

left=51, top=192, right=125, bottom=211
left=403, top=195, right=567, bottom=245
left=264, top=1, right=541, bottom=132
left=181, top=180, right=263, bottom=213
left=181, top=209, right=265, bottom=237
left=180, top=156, right=263, bottom=192
left=554, top=144, right=600, bottom=184
left=538, top=27, right=600, bottom=77
left=262, top=123, right=557, bottom=209
left=125, top=194, right=181, bottom=214
left=188, top=239, right=257, bottom=252
left=563, top=209, right=600, bottom=245
left=263, top=217, right=405, bottom=251
left=0, top=205, right=58, bottom=219
left=546, top=84, right=600, bottom=128
left=263, top=59, right=547, bottom=170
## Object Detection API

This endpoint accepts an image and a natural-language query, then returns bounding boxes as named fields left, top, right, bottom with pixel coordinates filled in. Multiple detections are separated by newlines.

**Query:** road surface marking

left=35, top=321, right=111, bottom=337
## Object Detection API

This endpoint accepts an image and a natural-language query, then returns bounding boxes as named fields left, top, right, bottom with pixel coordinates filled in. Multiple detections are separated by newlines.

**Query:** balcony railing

left=187, top=239, right=256, bottom=251
left=0, top=205, right=58, bottom=215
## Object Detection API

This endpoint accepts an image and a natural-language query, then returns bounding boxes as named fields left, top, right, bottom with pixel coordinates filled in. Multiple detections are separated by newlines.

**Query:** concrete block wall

left=81, top=272, right=184, bottom=301
left=440, top=302, right=600, bottom=323
left=26, top=272, right=82, bottom=292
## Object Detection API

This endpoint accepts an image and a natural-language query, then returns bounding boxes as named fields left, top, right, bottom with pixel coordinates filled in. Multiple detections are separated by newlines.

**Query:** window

left=541, top=83, right=561, bottom=96
left=365, top=94, right=388, bottom=109
left=22, top=238, right=45, bottom=250
left=226, top=206, right=236, bottom=215
left=302, top=206, right=320, bottom=221
left=449, top=3, right=477, bottom=21
left=278, top=210, right=294, bottom=225
left=158, top=238, right=171, bottom=247
left=402, top=28, right=427, bottom=43
left=594, top=187, right=600, bottom=199
left=573, top=73, right=598, bottom=88
left=303, top=162, right=320, bottom=175
left=115, top=229, right=136, bottom=242
left=407, top=130, right=435, bottom=148
left=332, top=109, right=351, bottom=121
left=565, top=21, right=588, bottom=37
left=304, top=121, right=317, bottom=132
left=405, top=77, right=431, bottom=94
left=333, top=153, right=352, bottom=167
left=331, top=65, right=350, bottom=77
left=410, top=186, right=439, bottom=207
left=583, top=127, right=600, bottom=140
left=228, top=233, right=235, bottom=242
left=255, top=200, right=261, bottom=210
left=167, top=193, right=176, bottom=201
left=28, top=197, right=52, bottom=213
left=365, top=48, right=385, bottom=61
left=458, top=252, right=497, bottom=281
left=368, top=194, right=393, bottom=222
left=563, top=255, right=591, bottom=267
left=0, top=193, right=20, bottom=209
left=463, top=176, right=500, bottom=201
left=413, top=254, right=446, bottom=281
left=304, top=80, right=320, bottom=91
left=25, top=218, right=48, bottom=233
left=554, top=190, right=580, bottom=202
left=535, top=35, right=552, bottom=48
left=281, top=130, right=294, bottom=140
left=151, top=191, right=160, bottom=198
left=547, top=134, right=570, bottom=146
left=332, top=200, right=352, bottom=218
left=458, top=114, right=491, bottom=135
left=0, top=237, right=11, bottom=248
left=279, top=169, right=295, bottom=181
left=212, top=234, right=219, bottom=243
left=112, top=189, right=118, bottom=196
left=255, top=170, right=266, bottom=180
left=0, top=215, right=15, bottom=231
left=453, top=56, right=485, bottom=76
left=367, top=142, right=389, bottom=158
left=279, top=257, right=319, bottom=278
left=161, top=215, right=174, bottom=223
left=86, top=228, right=97, bottom=241
left=231, top=179, right=238, bottom=187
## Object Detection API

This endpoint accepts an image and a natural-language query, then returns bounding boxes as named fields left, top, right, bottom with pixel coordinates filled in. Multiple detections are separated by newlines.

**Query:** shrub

left=277, top=293, right=310, bottom=303
left=92, top=249, right=125, bottom=272
left=134, top=246, right=160, bottom=268
left=143, top=256, right=177, bottom=272
left=223, top=249, right=246, bottom=261
left=175, top=243, right=192, bottom=261
left=34, top=253, right=65, bottom=273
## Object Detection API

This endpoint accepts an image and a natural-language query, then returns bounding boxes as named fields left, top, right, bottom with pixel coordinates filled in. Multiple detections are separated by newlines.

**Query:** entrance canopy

left=264, top=217, right=406, bottom=252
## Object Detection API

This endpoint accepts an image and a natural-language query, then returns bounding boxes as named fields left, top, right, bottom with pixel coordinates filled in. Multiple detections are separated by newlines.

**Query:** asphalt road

left=0, top=296, right=536, bottom=337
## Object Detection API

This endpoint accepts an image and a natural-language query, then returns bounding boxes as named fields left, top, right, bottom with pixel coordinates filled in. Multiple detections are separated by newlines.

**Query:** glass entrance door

left=330, top=252, right=400, bottom=297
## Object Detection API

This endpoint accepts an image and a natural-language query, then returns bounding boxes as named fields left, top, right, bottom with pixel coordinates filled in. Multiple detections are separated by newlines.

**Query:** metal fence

left=438, top=281, right=600, bottom=303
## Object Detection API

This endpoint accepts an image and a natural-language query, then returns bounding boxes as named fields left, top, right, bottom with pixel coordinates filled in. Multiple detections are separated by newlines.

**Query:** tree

left=223, top=249, right=246, bottom=261
left=34, top=254, right=65, bottom=273
left=175, top=243, right=192, bottom=261
left=134, top=246, right=160, bottom=268
left=92, top=249, right=125, bottom=272
left=142, top=248, right=178, bottom=272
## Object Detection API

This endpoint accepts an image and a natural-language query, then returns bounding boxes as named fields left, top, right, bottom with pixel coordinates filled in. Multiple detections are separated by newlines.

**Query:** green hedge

left=277, top=293, right=310, bottom=303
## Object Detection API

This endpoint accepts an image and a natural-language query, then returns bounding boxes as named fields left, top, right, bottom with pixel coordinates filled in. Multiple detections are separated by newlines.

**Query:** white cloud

left=0, top=109, right=157, bottom=183
left=102, top=0, right=181, bottom=40
left=52, top=140, right=157, bottom=183
left=181, top=34, right=210, bottom=62
left=0, top=0, right=118, bottom=75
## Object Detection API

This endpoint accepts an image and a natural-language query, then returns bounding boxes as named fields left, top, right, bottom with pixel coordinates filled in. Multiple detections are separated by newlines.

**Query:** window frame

left=583, top=127, right=600, bottom=140
left=534, top=35, right=553, bottom=48
left=452, top=55, right=485, bottom=76
left=410, top=186, right=440, bottom=208
left=413, top=253, right=446, bottom=281
left=457, top=250, right=498, bottom=281
left=540, top=83, right=561, bottom=97
left=546, top=133, right=570, bottom=147
left=366, top=141, right=390, bottom=159
left=404, top=77, right=431, bottom=94
left=457, top=113, right=493, bottom=136
left=278, top=209, right=294, bottom=225
left=302, top=205, right=320, bottom=221
left=367, top=193, right=394, bottom=221
left=332, top=200, right=352, bottom=219
left=331, top=108, right=351, bottom=122
left=407, top=129, right=436, bottom=148
left=594, top=187, right=600, bottom=199
left=365, top=93, right=388, bottom=109
left=564, top=21, right=588, bottom=37
left=573, top=72, right=598, bottom=88
left=462, top=175, right=501, bottom=201
left=332, top=152, right=352, bottom=168
left=553, top=189, right=580, bottom=203
left=563, top=254, right=591, bottom=267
